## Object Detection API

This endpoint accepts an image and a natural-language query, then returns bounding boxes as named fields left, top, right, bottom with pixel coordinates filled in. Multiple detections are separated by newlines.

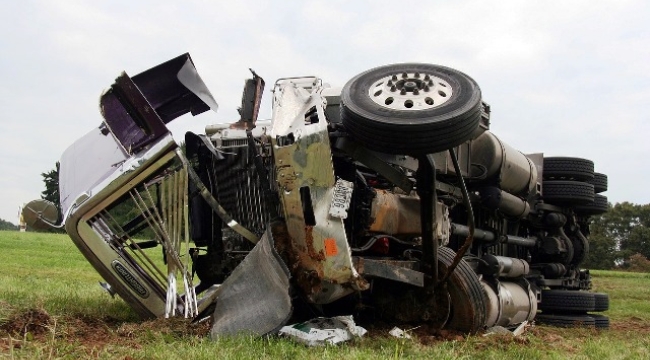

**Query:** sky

left=1, top=0, right=649, bottom=224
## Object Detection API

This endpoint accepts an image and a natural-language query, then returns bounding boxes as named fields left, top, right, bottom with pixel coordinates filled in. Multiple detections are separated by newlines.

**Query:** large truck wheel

left=542, top=180, right=595, bottom=205
left=574, top=194, right=609, bottom=216
left=340, top=63, right=482, bottom=155
left=543, top=157, right=594, bottom=181
left=539, top=290, right=595, bottom=312
left=590, top=172, right=608, bottom=193
left=437, top=247, right=488, bottom=333
left=593, top=293, right=610, bottom=312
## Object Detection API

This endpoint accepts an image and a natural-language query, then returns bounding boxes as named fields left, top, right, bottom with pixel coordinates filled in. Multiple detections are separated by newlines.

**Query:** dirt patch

left=1, top=308, right=52, bottom=339
left=610, top=317, right=650, bottom=334
left=117, top=317, right=210, bottom=339
left=61, top=316, right=119, bottom=349
left=414, top=327, right=467, bottom=345
left=0, top=308, right=208, bottom=354
left=363, top=322, right=468, bottom=344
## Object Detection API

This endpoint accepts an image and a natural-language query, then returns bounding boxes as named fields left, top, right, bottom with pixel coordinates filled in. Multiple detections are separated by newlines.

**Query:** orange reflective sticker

left=324, top=238, right=338, bottom=256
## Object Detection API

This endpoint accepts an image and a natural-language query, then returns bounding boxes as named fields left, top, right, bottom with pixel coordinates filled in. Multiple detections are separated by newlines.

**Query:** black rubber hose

left=439, top=148, right=475, bottom=285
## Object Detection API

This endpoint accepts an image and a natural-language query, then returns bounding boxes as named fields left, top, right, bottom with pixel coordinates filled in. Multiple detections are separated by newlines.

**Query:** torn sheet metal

left=101, top=53, right=216, bottom=155
left=210, top=227, right=292, bottom=337
left=270, top=77, right=367, bottom=304
left=278, top=316, right=367, bottom=346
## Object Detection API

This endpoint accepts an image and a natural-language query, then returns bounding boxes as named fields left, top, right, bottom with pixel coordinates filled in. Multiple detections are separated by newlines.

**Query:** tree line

left=584, top=202, right=650, bottom=271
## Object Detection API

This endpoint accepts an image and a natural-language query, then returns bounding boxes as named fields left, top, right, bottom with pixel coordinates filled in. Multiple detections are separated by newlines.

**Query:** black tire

left=438, top=247, right=488, bottom=333
left=589, top=314, right=610, bottom=329
left=340, top=63, right=482, bottom=155
left=574, top=194, right=609, bottom=215
left=536, top=314, right=595, bottom=328
left=589, top=172, right=608, bottom=193
left=543, top=157, right=594, bottom=181
left=542, top=181, right=595, bottom=205
left=539, top=290, right=595, bottom=312
left=593, top=293, right=609, bottom=312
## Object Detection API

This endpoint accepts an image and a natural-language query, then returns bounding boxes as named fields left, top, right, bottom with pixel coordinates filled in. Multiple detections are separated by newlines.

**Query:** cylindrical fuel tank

left=470, top=131, right=538, bottom=196
left=481, top=279, right=538, bottom=328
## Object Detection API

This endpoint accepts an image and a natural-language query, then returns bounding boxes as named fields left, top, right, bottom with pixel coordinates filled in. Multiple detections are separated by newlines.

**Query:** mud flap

left=210, top=228, right=292, bottom=338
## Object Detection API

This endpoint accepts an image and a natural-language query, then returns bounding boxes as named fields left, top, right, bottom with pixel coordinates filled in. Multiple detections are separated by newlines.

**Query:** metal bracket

left=335, top=137, right=414, bottom=193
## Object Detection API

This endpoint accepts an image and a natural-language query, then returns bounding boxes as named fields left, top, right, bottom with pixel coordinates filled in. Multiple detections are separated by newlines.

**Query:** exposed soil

left=1, top=307, right=647, bottom=352
left=0, top=308, right=210, bottom=354
left=610, top=317, right=650, bottom=334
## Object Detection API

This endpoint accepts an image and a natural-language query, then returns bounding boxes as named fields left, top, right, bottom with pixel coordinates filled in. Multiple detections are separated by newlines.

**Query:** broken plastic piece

left=388, top=327, right=412, bottom=339
left=278, top=316, right=367, bottom=346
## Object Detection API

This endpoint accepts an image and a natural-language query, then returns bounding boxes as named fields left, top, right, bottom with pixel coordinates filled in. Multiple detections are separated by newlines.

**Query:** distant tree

left=583, top=204, right=619, bottom=269
left=585, top=202, right=650, bottom=269
left=0, top=218, right=18, bottom=231
left=41, top=162, right=61, bottom=214
left=37, top=161, right=66, bottom=233
left=619, top=204, right=650, bottom=260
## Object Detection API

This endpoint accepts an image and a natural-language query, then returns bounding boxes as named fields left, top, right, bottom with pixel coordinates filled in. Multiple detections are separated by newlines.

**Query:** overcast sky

left=1, top=0, right=649, bottom=224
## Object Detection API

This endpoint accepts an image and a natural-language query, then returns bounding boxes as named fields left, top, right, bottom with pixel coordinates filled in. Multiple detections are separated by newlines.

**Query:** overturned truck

left=25, top=54, right=610, bottom=336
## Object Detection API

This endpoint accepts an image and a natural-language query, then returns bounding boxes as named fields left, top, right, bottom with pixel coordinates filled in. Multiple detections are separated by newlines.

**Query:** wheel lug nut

left=414, top=72, right=420, bottom=78
left=400, top=89, right=407, bottom=95
left=392, top=75, right=398, bottom=81
left=413, top=89, right=419, bottom=95
left=402, top=72, right=408, bottom=79
left=424, top=75, right=430, bottom=81
left=387, top=80, right=393, bottom=86
left=390, top=85, right=397, bottom=92
left=424, top=85, right=430, bottom=92
left=428, top=80, right=434, bottom=86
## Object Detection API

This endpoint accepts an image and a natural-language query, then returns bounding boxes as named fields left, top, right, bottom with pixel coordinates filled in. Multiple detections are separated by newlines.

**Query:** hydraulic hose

left=439, top=148, right=475, bottom=285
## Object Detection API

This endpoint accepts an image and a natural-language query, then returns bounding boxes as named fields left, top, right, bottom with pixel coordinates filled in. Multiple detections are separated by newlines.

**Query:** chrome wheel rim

left=368, top=71, right=453, bottom=111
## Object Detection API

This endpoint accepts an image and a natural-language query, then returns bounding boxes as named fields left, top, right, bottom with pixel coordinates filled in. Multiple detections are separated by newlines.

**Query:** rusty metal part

left=368, top=190, right=420, bottom=234
left=230, top=69, right=265, bottom=130
left=368, top=190, right=451, bottom=243
left=272, top=221, right=325, bottom=297
left=270, top=77, right=365, bottom=304
left=352, top=257, right=423, bottom=287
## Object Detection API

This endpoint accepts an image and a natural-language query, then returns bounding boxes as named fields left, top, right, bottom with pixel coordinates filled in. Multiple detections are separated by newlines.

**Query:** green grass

left=1, top=230, right=649, bottom=359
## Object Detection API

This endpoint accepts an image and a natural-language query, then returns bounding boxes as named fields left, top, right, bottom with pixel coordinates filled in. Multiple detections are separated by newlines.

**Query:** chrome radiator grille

left=211, top=138, right=274, bottom=241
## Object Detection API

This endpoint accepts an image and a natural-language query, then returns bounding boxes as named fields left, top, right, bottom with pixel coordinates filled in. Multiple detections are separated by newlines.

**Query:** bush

left=627, top=253, right=650, bottom=273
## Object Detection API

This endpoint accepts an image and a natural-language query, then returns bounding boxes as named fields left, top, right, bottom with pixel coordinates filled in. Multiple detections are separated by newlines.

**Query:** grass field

left=1, top=230, right=649, bottom=359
